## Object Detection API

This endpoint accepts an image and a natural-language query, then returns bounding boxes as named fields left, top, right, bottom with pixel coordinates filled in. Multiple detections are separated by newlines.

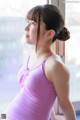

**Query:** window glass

left=0, top=0, right=47, bottom=113
left=65, top=0, right=80, bottom=102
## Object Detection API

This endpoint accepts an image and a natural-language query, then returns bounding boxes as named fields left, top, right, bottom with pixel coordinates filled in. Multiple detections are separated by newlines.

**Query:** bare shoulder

left=45, top=54, right=70, bottom=82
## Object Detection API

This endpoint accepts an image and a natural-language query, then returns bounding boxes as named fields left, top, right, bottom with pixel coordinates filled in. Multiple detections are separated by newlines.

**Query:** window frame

left=51, top=0, right=80, bottom=114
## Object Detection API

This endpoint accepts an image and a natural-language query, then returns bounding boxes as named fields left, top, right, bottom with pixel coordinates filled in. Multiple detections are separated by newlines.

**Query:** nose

left=25, top=24, right=30, bottom=31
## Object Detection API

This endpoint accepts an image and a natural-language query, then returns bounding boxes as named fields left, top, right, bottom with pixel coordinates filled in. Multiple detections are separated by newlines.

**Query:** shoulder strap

left=43, top=53, right=53, bottom=63
left=42, top=53, right=54, bottom=70
left=27, top=56, right=30, bottom=70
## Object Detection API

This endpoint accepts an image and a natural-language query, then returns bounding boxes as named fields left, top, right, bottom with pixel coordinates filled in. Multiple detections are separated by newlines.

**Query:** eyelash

left=27, top=20, right=35, bottom=25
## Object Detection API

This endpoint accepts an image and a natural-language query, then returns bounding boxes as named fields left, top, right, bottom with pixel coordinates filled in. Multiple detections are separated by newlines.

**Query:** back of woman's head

left=27, top=4, right=70, bottom=43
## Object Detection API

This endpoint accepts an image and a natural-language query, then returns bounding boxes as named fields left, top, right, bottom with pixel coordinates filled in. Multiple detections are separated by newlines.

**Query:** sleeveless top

left=6, top=54, right=57, bottom=120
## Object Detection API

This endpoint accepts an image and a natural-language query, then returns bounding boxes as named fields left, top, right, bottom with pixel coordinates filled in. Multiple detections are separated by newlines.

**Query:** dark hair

left=26, top=4, right=70, bottom=43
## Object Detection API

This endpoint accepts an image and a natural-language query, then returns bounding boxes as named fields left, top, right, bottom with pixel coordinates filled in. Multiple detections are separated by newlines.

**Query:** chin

left=25, top=37, right=35, bottom=45
left=25, top=38, right=30, bottom=44
left=25, top=40, right=33, bottom=45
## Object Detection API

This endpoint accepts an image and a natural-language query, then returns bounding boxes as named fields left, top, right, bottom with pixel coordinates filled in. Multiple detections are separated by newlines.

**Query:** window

left=0, top=0, right=47, bottom=113
left=49, top=0, right=80, bottom=113
left=53, top=0, right=80, bottom=113
left=65, top=0, right=80, bottom=111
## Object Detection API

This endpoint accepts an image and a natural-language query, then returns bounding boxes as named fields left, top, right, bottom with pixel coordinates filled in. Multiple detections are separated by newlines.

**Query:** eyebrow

left=27, top=19, right=34, bottom=22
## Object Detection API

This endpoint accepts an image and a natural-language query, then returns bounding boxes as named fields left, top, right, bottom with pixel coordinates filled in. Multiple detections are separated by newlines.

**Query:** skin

left=25, top=19, right=76, bottom=120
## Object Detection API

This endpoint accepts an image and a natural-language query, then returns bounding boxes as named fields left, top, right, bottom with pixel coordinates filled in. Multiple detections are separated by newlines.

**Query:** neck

left=32, top=45, right=52, bottom=58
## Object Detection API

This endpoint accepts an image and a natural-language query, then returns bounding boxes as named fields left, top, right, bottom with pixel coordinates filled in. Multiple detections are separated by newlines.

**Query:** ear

left=47, top=29, right=55, bottom=40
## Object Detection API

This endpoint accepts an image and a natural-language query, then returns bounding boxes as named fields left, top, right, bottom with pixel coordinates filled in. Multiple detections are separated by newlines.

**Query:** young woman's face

left=25, top=19, right=38, bottom=44
left=25, top=19, right=47, bottom=45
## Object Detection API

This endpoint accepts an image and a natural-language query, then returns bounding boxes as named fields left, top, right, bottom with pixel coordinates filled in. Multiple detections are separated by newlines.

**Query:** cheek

left=39, top=26, right=46, bottom=36
left=39, top=31, right=46, bottom=40
left=30, top=29, right=37, bottom=40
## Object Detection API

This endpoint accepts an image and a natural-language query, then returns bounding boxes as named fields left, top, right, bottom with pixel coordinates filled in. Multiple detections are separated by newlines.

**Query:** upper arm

left=51, top=60, right=70, bottom=106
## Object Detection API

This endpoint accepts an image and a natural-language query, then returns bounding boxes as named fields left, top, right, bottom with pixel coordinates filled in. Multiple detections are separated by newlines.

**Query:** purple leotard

left=6, top=54, right=57, bottom=120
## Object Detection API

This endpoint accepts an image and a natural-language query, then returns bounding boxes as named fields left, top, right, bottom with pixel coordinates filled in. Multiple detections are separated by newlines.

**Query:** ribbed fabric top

left=6, top=54, right=57, bottom=120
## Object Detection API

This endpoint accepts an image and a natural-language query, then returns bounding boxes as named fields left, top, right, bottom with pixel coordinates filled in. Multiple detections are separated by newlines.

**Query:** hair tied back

left=57, top=27, right=70, bottom=41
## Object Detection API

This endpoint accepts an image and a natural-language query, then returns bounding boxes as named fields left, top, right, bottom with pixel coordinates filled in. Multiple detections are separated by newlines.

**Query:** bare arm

left=49, top=60, right=76, bottom=120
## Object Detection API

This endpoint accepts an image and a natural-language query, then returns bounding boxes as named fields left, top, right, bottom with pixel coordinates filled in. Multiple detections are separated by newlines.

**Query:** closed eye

left=26, top=19, right=36, bottom=25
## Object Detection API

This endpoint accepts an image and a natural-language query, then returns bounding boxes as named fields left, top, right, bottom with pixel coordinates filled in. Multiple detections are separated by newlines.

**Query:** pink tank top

left=6, top=54, right=57, bottom=120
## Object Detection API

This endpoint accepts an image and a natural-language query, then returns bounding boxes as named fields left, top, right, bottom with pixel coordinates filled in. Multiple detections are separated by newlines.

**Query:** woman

left=6, top=4, right=76, bottom=120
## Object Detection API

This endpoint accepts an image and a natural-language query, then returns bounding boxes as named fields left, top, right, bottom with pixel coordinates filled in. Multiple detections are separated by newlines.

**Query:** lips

left=25, top=33, right=29, bottom=38
left=26, top=35, right=29, bottom=37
